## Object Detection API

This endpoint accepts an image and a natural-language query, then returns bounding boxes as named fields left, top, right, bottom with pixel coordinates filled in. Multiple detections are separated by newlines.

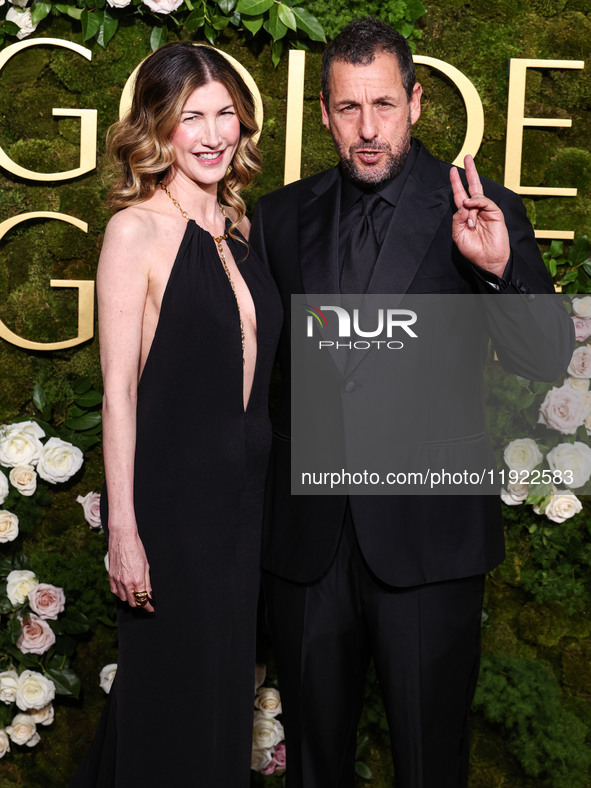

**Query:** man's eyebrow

left=334, top=95, right=398, bottom=106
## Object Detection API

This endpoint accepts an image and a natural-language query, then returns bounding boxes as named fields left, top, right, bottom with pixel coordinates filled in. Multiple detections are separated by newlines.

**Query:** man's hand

left=450, top=155, right=511, bottom=277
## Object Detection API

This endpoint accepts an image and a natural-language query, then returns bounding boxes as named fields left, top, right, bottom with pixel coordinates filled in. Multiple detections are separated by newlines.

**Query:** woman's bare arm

left=98, top=209, right=155, bottom=612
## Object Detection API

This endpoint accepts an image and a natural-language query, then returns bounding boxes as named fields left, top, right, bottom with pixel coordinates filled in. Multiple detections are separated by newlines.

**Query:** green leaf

left=203, top=20, right=217, bottom=44
left=355, top=761, right=372, bottom=780
left=291, top=6, right=325, bottom=41
left=265, top=3, right=287, bottom=41
left=67, top=6, right=83, bottom=19
left=270, top=38, right=283, bottom=67
left=549, top=239, right=563, bottom=259
left=73, top=376, right=93, bottom=395
left=57, top=609, right=90, bottom=636
left=0, top=597, right=13, bottom=615
left=217, top=0, right=236, bottom=12
left=7, top=616, right=21, bottom=645
left=64, top=411, right=102, bottom=431
left=101, top=10, right=118, bottom=46
left=81, top=9, right=101, bottom=41
left=32, top=383, right=47, bottom=413
left=547, top=258, right=557, bottom=278
left=74, top=390, right=103, bottom=409
left=12, top=553, right=29, bottom=571
left=45, top=666, right=81, bottom=698
left=211, top=13, right=231, bottom=29
left=150, top=25, right=168, bottom=51
left=583, top=261, right=591, bottom=279
left=568, top=235, right=590, bottom=265
left=184, top=8, right=204, bottom=28
left=405, top=0, right=426, bottom=21
left=277, top=2, right=297, bottom=31
left=242, top=12, right=263, bottom=33
left=2, top=21, right=20, bottom=35
left=30, top=2, right=52, bottom=25
left=236, top=0, right=273, bottom=13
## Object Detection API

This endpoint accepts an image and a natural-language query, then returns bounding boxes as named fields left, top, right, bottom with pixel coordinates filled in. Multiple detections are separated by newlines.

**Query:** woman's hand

left=108, top=528, right=154, bottom=613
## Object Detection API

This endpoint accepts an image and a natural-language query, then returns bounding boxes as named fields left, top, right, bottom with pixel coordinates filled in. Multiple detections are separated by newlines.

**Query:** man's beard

left=333, top=113, right=412, bottom=189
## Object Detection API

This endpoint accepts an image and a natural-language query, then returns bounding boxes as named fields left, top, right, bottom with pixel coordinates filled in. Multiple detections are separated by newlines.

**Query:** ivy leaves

left=2, top=0, right=326, bottom=65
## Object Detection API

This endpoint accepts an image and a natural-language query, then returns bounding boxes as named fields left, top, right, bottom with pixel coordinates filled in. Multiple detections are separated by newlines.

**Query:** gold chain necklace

left=160, top=183, right=245, bottom=364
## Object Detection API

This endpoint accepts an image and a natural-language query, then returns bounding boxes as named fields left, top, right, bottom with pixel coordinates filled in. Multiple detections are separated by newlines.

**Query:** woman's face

left=169, top=79, right=241, bottom=187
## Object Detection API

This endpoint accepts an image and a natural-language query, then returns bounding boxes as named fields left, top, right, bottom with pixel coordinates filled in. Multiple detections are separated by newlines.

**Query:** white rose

left=0, top=510, right=19, bottom=543
left=0, top=729, right=9, bottom=758
left=104, top=552, right=109, bottom=572
left=544, top=490, right=583, bottom=523
left=255, top=687, right=282, bottom=718
left=546, top=442, right=591, bottom=488
left=30, top=704, right=54, bottom=726
left=142, top=0, right=183, bottom=12
left=76, top=491, right=102, bottom=530
left=9, top=465, right=37, bottom=496
left=6, top=713, right=36, bottom=745
left=252, top=711, right=284, bottom=750
left=15, top=670, right=55, bottom=711
left=538, top=386, right=587, bottom=434
left=5, top=6, right=38, bottom=38
left=568, top=346, right=591, bottom=379
left=36, top=437, right=83, bottom=484
left=6, top=570, right=38, bottom=606
left=500, top=481, right=529, bottom=506
left=9, top=0, right=29, bottom=7
left=251, top=747, right=273, bottom=772
left=107, top=0, right=132, bottom=6
left=0, top=671, right=19, bottom=704
left=503, top=438, right=543, bottom=472
left=0, top=421, right=44, bottom=468
left=0, top=471, right=8, bottom=505
left=99, top=664, right=117, bottom=694
left=572, top=296, right=591, bottom=318
left=564, top=376, right=590, bottom=393
left=25, top=730, right=40, bottom=747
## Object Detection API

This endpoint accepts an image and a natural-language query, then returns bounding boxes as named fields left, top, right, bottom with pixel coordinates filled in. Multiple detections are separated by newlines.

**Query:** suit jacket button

left=344, top=380, right=356, bottom=393
left=527, top=293, right=535, bottom=301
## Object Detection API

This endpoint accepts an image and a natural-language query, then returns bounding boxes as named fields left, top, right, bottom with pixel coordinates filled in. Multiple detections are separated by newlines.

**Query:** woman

left=71, top=42, right=281, bottom=786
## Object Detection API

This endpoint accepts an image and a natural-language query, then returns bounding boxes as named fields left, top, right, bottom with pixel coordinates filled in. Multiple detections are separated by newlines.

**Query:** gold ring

left=133, top=590, right=149, bottom=606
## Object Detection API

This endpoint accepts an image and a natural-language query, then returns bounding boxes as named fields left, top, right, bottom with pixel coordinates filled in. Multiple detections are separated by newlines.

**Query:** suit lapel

left=368, top=148, right=451, bottom=296
left=298, top=167, right=341, bottom=296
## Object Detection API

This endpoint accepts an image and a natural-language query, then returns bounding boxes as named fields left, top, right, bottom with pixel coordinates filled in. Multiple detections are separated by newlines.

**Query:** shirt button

left=344, top=380, right=356, bottom=393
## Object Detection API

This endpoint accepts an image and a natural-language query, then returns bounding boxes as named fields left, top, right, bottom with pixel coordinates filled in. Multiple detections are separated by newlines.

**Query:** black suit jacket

left=251, top=141, right=574, bottom=587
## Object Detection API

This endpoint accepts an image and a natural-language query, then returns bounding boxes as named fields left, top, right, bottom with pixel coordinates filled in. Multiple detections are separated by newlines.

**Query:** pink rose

left=28, top=584, right=65, bottom=620
left=261, top=759, right=277, bottom=775
left=572, top=317, right=591, bottom=343
left=538, top=386, right=587, bottom=434
left=273, top=742, right=286, bottom=770
left=17, top=615, right=56, bottom=655
left=76, top=491, right=102, bottom=530
left=568, top=346, right=591, bottom=379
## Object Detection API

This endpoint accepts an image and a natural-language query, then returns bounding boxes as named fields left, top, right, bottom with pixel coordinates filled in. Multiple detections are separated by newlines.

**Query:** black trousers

left=263, top=509, right=485, bottom=788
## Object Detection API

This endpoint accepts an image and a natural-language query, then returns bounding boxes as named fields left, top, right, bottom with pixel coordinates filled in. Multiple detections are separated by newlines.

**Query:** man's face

left=320, top=51, right=422, bottom=188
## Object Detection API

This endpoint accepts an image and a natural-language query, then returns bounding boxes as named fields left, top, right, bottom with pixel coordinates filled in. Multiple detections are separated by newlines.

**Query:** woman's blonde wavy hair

left=107, top=42, right=261, bottom=238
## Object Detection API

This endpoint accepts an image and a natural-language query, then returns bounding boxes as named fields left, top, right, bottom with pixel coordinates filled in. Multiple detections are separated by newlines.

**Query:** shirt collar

left=340, top=137, right=420, bottom=212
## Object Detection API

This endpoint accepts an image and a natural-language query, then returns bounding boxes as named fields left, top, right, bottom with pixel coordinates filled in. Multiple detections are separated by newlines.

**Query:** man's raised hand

left=449, top=154, right=510, bottom=277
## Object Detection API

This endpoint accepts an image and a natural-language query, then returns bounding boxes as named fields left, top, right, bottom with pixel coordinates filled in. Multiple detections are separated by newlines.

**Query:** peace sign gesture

left=449, top=155, right=511, bottom=277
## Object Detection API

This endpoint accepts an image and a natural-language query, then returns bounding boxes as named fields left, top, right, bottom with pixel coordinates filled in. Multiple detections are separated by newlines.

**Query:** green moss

left=6, top=137, right=81, bottom=176
left=546, top=148, right=591, bottom=195
left=518, top=603, right=571, bottom=647
left=562, top=642, right=591, bottom=697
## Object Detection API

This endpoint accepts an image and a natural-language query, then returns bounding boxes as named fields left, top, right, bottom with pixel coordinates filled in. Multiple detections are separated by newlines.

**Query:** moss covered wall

left=0, top=3, right=589, bottom=786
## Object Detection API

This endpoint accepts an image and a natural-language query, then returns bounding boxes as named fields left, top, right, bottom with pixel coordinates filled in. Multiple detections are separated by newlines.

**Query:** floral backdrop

left=0, top=0, right=589, bottom=784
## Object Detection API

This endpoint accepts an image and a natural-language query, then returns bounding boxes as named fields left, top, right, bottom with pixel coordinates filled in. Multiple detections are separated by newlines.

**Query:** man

left=251, top=17, right=573, bottom=788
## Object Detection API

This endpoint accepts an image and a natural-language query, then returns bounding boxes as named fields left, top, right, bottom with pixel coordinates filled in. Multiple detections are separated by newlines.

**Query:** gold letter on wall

left=0, top=212, right=94, bottom=351
left=0, top=38, right=97, bottom=181
left=504, top=58, right=585, bottom=240
left=284, top=49, right=306, bottom=185
left=413, top=56, right=485, bottom=165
